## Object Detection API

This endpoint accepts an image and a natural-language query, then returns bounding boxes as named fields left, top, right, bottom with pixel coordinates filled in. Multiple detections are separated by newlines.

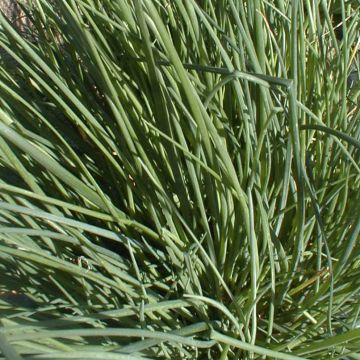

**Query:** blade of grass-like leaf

left=278, top=80, right=306, bottom=304
left=246, top=188, right=258, bottom=345
left=75, top=1, right=128, bottom=32
left=0, top=116, right=109, bottom=211
left=285, top=0, right=306, bottom=300
left=253, top=0, right=267, bottom=158
left=0, top=201, right=156, bottom=247
left=335, top=217, right=360, bottom=277
left=0, top=23, right=129, bottom=203
left=184, top=294, right=242, bottom=333
left=135, top=0, right=217, bottom=266
left=141, top=119, right=222, bottom=183
left=0, top=244, right=138, bottom=295
left=297, top=102, right=360, bottom=173
left=300, top=124, right=360, bottom=149
left=0, top=1, right=359, bottom=358
left=26, top=352, right=152, bottom=360
left=143, top=1, right=250, bottom=233
left=3, top=299, right=203, bottom=330
left=118, top=321, right=210, bottom=354
left=297, top=328, right=360, bottom=356
left=0, top=332, right=24, bottom=360
left=0, top=183, right=115, bottom=222
left=303, top=160, right=334, bottom=333
left=210, top=330, right=306, bottom=360
left=5, top=328, right=216, bottom=349
left=254, top=189, right=276, bottom=341
left=0, top=11, right=111, bottom=146
left=0, top=228, right=79, bottom=246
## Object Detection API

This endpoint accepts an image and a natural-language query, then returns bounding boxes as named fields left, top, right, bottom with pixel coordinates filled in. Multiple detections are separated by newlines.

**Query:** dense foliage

left=0, top=1, right=359, bottom=359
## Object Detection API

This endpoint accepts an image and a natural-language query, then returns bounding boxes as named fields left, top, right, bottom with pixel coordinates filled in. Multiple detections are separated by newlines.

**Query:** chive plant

left=0, top=1, right=359, bottom=359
